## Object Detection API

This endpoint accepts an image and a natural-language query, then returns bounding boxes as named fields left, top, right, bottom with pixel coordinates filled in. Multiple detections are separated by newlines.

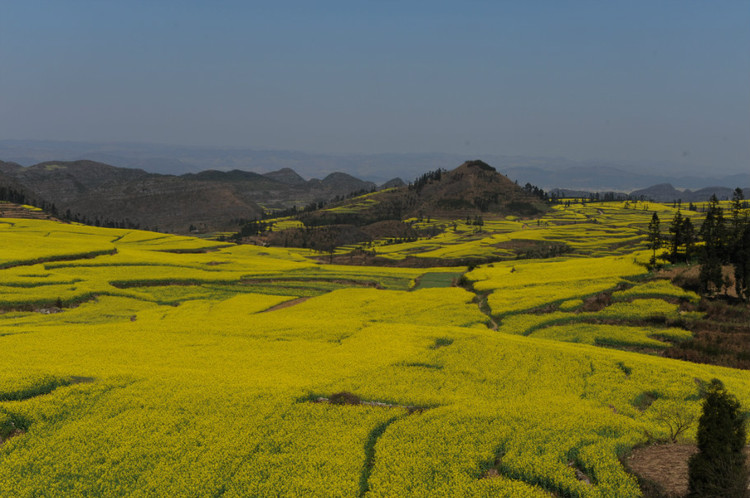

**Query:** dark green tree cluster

left=230, top=219, right=272, bottom=241
left=658, top=209, right=696, bottom=264
left=0, top=185, right=29, bottom=204
left=522, top=182, right=548, bottom=201
left=0, top=185, right=58, bottom=216
left=409, top=169, right=444, bottom=193
left=668, top=210, right=696, bottom=263
left=465, top=215, right=484, bottom=226
left=657, top=189, right=750, bottom=300
left=687, top=379, right=748, bottom=498
left=698, top=191, right=750, bottom=298
left=60, top=209, right=139, bottom=229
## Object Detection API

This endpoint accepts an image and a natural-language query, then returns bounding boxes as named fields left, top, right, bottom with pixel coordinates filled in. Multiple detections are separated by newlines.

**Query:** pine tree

left=733, top=224, right=750, bottom=301
left=699, top=196, right=726, bottom=294
left=687, top=379, right=748, bottom=497
left=731, top=188, right=745, bottom=233
left=668, top=210, right=683, bottom=262
left=647, top=212, right=661, bottom=265
left=682, top=217, right=696, bottom=263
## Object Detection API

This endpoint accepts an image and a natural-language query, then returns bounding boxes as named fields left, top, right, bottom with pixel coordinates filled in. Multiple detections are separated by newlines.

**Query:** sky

left=1, top=1, right=749, bottom=173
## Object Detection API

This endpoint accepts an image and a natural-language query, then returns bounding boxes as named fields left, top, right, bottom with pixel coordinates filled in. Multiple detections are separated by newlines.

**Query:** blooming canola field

left=0, top=204, right=747, bottom=497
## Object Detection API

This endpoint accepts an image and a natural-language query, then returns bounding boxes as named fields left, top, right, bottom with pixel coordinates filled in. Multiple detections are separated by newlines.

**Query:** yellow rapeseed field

left=0, top=213, right=746, bottom=497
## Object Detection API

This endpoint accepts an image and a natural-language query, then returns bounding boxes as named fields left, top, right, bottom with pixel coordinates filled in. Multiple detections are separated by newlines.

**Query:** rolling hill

left=297, top=160, right=549, bottom=228
left=0, top=160, right=376, bottom=233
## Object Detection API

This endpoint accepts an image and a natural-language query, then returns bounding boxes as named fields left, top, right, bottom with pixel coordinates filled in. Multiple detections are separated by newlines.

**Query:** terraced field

left=0, top=204, right=747, bottom=497
left=322, top=200, right=695, bottom=263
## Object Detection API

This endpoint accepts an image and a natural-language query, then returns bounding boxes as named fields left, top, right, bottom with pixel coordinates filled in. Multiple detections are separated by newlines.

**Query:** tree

left=687, top=379, right=748, bottom=497
left=647, top=212, right=662, bottom=265
left=682, top=217, right=696, bottom=263
left=732, top=224, right=750, bottom=301
left=731, top=187, right=745, bottom=232
left=668, top=210, right=684, bottom=262
left=652, top=400, right=697, bottom=443
left=699, top=196, right=726, bottom=294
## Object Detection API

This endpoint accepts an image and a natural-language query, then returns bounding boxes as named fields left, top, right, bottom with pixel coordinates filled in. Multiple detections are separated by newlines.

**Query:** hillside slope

left=299, top=160, right=549, bottom=227
left=0, top=160, right=377, bottom=232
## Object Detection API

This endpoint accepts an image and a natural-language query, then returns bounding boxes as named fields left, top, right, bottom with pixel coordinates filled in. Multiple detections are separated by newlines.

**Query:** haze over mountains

left=1, top=140, right=747, bottom=192
left=1, top=141, right=747, bottom=234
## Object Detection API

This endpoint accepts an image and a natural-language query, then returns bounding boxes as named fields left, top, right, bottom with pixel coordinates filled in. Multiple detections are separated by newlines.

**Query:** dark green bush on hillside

left=687, top=379, right=748, bottom=498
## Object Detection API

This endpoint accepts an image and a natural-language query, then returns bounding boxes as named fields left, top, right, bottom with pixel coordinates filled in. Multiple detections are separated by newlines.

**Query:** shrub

left=687, top=379, right=748, bottom=497
left=328, top=391, right=361, bottom=405
left=0, top=408, right=29, bottom=440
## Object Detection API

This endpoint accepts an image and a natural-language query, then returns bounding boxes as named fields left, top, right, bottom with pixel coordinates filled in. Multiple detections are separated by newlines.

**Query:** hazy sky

left=1, top=1, right=749, bottom=172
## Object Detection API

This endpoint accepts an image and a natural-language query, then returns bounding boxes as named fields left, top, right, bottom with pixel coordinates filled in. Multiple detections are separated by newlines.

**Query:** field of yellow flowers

left=0, top=205, right=746, bottom=497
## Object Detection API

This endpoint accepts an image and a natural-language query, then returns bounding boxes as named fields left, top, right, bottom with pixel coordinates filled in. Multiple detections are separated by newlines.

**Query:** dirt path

left=626, top=443, right=750, bottom=497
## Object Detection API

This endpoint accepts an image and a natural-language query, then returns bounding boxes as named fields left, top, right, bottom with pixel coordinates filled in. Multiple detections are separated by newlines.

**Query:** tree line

left=647, top=188, right=750, bottom=300
left=0, top=185, right=58, bottom=216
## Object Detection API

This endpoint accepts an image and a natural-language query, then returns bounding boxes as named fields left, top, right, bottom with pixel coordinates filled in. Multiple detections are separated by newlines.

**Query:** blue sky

left=1, top=1, right=748, bottom=172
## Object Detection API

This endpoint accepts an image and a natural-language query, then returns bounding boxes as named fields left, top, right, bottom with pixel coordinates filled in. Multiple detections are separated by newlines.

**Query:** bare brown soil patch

left=581, top=292, right=612, bottom=312
left=317, top=252, right=504, bottom=268
left=626, top=443, right=697, bottom=497
left=0, top=428, right=24, bottom=446
left=662, top=298, right=750, bottom=369
left=492, top=239, right=571, bottom=259
left=0, top=203, right=57, bottom=221
left=260, top=297, right=310, bottom=313
left=658, top=265, right=738, bottom=299
left=310, top=393, right=429, bottom=414
left=625, top=443, right=750, bottom=497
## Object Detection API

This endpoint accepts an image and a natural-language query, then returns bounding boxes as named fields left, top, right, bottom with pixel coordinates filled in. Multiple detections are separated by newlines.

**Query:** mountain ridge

left=2, top=156, right=745, bottom=234
left=2, top=140, right=746, bottom=190
left=0, top=159, right=377, bottom=233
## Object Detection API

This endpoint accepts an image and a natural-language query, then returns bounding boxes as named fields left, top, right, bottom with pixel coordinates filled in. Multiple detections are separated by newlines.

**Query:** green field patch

left=411, top=272, right=462, bottom=290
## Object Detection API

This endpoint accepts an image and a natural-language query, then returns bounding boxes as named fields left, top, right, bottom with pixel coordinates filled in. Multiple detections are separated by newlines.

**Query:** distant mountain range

left=0, top=159, right=389, bottom=233
left=553, top=185, right=748, bottom=203
left=1, top=154, right=746, bottom=234
left=628, top=184, right=747, bottom=203
left=1, top=140, right=747, bottom=191
left=504, top=165, right=749, bottom=192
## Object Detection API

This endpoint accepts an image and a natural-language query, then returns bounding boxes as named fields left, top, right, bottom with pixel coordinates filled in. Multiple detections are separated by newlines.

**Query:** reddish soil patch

left=260, top=297, right=310, bottom=313
left=626, top=443, right=750, bottom=497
